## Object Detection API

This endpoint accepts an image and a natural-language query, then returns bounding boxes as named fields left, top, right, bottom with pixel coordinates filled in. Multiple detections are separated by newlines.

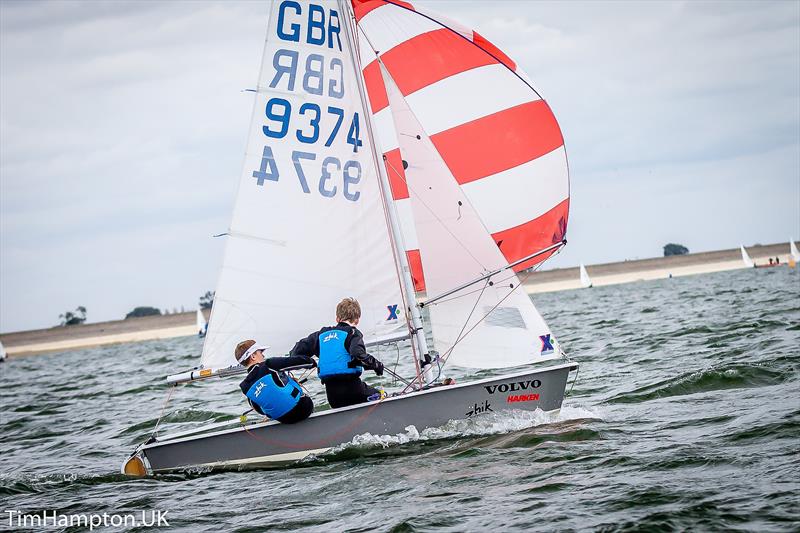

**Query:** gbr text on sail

left=252, top=1, right=366, bottom=202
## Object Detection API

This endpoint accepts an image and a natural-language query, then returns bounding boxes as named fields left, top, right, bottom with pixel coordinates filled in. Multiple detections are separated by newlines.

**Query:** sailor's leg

left=277, top=396, right=314, bottom=424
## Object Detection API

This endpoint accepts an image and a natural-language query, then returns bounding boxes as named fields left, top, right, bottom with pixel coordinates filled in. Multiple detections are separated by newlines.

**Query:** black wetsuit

left=239, top=355, right=316, bottom=423
left=290, top=322, right=382, bottom=408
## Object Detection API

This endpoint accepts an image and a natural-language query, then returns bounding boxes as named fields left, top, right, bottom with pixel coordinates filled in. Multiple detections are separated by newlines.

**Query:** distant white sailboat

left=740, top=245, right=754, bottom=268
left=196, top=309, right=208, bottom=338
left=579, top=263, right=593, bottom=288
left=790, top=239, right=800, bottom=262
left=0, top=340, right=7, bottom=362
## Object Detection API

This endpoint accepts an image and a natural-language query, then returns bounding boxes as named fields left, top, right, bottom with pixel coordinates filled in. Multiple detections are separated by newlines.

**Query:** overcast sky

left=1, top=0, right=798, bottom=333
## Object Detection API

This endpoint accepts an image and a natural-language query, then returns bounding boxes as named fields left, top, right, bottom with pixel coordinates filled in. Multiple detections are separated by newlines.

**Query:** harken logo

left=484, top=379, right=542, bottom=394
left=540, top=334, right=554, bottom=356
left=507, top=393, right=540, bottom=403
left=387, top=304, right=399, bottom=320
left=322, top=332, right=339, bottom=343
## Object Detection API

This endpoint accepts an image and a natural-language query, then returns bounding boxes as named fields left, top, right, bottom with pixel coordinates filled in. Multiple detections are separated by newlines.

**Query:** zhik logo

left=322, top=332, right=339, bottom=343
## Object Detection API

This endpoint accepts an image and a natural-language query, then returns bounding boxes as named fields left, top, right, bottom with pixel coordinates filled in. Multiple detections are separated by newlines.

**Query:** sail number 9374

left=261, top=97, right=362, bottom=152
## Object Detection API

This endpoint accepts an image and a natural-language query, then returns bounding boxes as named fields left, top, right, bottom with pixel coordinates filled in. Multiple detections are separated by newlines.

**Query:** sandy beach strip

left=1, top=311, right=207, bottom=358
left=6, top=325, right=199, bottom=357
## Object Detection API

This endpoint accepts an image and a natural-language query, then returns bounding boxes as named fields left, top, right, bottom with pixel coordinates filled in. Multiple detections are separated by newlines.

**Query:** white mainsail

left=0, top=340, right=6, bottom=362
left=579, top=263, right=592, bottom=288
left=740, top=245, right=754, bottom=268
left=201, top=0, right=406, bottom=370
left=790, top=239, right=799, bottom=262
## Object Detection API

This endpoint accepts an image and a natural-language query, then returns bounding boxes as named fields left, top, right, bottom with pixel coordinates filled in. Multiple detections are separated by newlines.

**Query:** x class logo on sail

left=484, top=379, right=542, bottom=394
left=540, top=334, right=554, bottom=356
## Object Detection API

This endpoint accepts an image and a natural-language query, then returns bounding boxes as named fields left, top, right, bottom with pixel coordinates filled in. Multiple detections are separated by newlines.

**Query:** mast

left=338, top=0, right=432, bottom=382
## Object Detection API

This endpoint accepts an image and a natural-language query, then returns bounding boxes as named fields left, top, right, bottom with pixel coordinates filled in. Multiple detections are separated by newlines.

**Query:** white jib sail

left=579, top=263, right=592, bottom=288
left=201, top=1, right=406, bottom=369
left=740, top=245, right=754, bottom=268
left=790, top=239, right=800, bottom=262
left=196, top=309, right=207, bottom=334
left=379, top=64, right=558, bottom=369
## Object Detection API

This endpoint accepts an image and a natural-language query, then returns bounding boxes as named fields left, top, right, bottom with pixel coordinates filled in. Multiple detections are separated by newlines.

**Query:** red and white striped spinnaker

left=352, top=0, right=569, bottom=368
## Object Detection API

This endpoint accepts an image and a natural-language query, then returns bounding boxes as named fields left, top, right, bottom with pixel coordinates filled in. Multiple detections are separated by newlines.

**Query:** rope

left=434, top=246, right=564, bottom=373
left=566, top=363, right=580, bottom=398
left=400, top=279, right=489, bottom=394
left=150, top=384, right=176, bottom=439
left=238, top=394, right=391, bottom=450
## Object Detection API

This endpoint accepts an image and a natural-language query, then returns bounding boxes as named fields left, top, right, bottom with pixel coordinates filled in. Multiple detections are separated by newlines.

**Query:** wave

left=605, top=364, right=789, bottom=404
left=304, top=405, right=601, bottom=462
left=0, top=472, right=130, bottom=496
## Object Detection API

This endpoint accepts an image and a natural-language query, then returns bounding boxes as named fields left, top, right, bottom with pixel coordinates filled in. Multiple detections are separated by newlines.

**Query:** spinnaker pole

left=339, top=0, right=433, bottom=384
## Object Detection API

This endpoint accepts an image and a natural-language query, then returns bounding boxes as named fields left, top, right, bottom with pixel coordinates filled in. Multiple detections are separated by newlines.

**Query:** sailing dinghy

left=123, top=0, right=577, bottom=475
left=790, top=239, right=799, bottom=264
left=579, top=263, right=593, bottom=288
left=740, top=245, right=755, bottom=268
left=196, top=309, right=208, bottom=338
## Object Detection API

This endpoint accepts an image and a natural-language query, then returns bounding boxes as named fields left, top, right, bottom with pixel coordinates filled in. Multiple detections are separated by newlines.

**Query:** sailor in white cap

left=236, top=339, right=317, bottom=423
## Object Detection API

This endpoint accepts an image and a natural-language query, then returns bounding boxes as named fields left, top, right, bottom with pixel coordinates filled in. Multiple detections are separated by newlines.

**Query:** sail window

left=483, top=307, right=525, bottom=329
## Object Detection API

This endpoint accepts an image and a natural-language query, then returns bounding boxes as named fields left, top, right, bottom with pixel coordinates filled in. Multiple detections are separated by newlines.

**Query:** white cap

left=237, top=343, right=270, bottom=364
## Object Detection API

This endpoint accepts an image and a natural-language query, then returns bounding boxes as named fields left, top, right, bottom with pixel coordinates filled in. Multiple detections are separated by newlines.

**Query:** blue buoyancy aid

left=318, top=328, right=362, bottom=379
left=245, top=372, right=302, bottom=420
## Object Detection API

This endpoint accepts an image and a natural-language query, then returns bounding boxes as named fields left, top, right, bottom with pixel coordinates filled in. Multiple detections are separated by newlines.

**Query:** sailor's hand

left=373, top=361, right=384, bottom=377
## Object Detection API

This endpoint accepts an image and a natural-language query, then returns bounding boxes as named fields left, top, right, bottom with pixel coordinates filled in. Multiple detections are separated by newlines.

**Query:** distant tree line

left=663, top=243, right=689, bottom=256
left=199, top=291, right=215, bottom=310
left=125, top=306, right=162, bottom=319
left=59, top=291, right=215, bottom=326
left=59, top=306, right=87, bottom=326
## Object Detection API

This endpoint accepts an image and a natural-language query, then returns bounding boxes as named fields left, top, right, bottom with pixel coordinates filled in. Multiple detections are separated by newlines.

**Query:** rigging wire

left=149, top=384, right=177, bottom=439
left=435, top=245, right=565, bottom=373
left=357, top=19, right=488, bottom=272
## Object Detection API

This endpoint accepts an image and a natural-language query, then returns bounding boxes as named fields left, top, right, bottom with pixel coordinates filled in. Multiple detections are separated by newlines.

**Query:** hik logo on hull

left=484, top=379, right=542, bottom=394
left=465, top=400, right=493, bottom=418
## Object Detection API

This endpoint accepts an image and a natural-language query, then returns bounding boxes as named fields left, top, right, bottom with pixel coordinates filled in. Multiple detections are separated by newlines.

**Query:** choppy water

left=1, top=267, right=798, bottom=531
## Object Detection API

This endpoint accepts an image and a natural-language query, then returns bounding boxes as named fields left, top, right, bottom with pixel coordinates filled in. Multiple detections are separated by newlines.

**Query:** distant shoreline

left=1, top=310, right=208, bottom=358
left=524, top=242, right=792, bottom=293
left=1, top=243, right=794, bottom=357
